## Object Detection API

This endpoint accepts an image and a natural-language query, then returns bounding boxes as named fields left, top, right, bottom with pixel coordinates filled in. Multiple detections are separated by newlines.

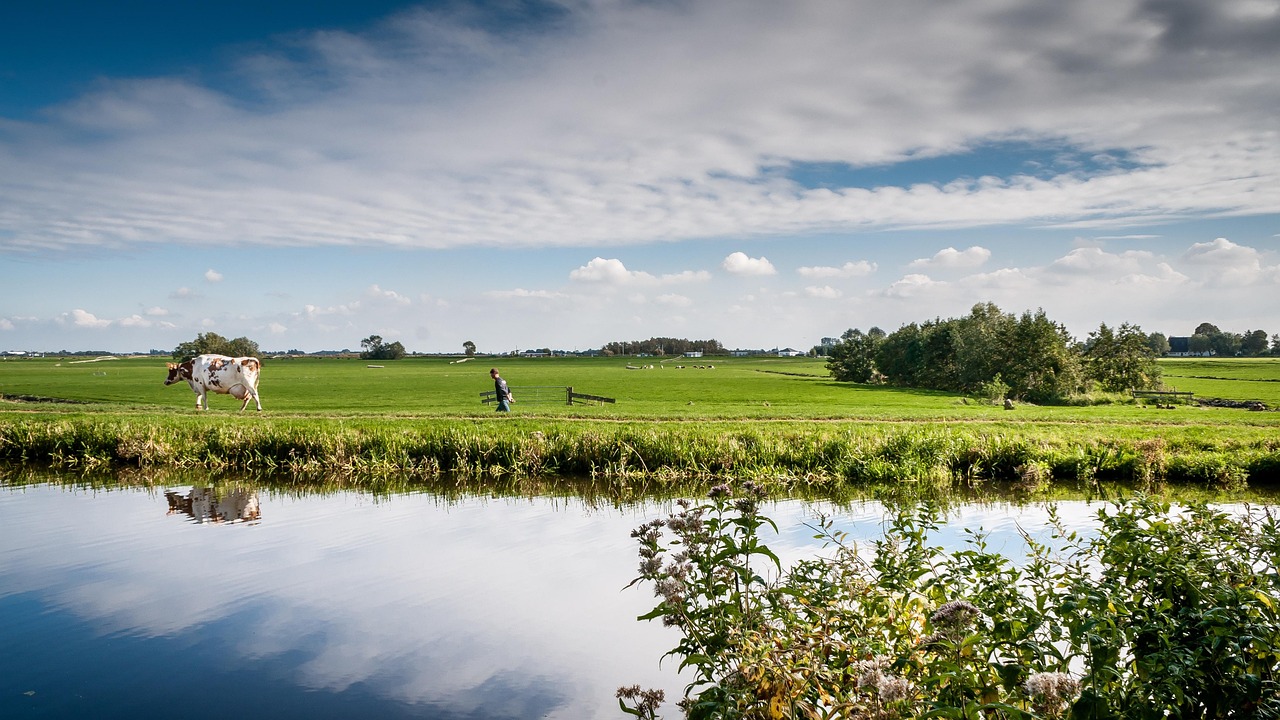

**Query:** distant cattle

left=164, top=354, right=263, bottom=411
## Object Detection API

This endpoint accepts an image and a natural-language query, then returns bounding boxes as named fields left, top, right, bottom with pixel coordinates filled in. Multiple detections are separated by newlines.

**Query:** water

left=0, top=479, right=1200, bottom=719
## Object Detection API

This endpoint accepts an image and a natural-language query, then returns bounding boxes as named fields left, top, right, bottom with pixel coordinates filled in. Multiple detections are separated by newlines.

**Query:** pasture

left=1158, top=357, right=1280, bottom=407
left=2, top=354, right=1277, bottom=487
left=1, top=354, right=1277, bottom=422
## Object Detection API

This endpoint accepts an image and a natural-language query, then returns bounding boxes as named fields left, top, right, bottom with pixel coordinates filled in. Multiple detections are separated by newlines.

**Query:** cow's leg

left=230, top=384, right=261, bottom=411
left=197, top=390, right=208, bottom=410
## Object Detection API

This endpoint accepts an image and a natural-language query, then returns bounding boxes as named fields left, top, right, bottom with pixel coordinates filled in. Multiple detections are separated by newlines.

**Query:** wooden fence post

left=566, top=386, right=573, bottom=405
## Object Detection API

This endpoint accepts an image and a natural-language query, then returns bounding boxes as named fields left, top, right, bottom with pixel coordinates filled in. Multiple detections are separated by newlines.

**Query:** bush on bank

left=0, top=415, right=1278, bottom=487
left=622, top=491, right=1280, bottom=719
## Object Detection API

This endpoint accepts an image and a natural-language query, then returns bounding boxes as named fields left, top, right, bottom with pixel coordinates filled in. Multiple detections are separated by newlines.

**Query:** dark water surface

left=0, top=480, right=1181, bottom=719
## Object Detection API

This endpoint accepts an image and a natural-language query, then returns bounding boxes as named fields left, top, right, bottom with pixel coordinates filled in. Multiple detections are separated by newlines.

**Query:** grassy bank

left=2, top=413, right=1277, bottom=488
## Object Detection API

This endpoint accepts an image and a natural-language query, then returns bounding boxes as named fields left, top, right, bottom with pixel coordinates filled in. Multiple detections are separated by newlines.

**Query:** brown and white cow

left=164, top=354, right=263, bottom=411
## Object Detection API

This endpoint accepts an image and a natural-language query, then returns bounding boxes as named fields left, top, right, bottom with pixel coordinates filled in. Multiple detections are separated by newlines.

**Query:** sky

left=1, top=0, right=1278, bottom=354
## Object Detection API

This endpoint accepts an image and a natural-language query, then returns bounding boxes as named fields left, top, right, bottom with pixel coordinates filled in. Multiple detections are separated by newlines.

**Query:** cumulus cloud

left=485, top=288, right=569, bottom=300
left=655, top=293, right=692, bottom=307
left=64, top=309, right=111, bottom=328
left=570, top=258, right=654, bottom=284
left=796, top=261, right=877, bottom=278
left=569, top=258, right=708, bottom=285
left=908, top=246, right=992, bottom=270
left=804, top=286, right=843, bottom=299
left=145, top=306, right=169, bottom=316
left=364, top=284, right=411, bottom=305
left=204, top=269, right=223, bottom=282
left=1046, top=247, right=1152, bottom=276
left=170, top=287, right=198, bottom=300
left=0, top=318, right=14, bottom=331
left=722, top=252, right=777, bottom=276
left=884, top=274, right=945, bottom=299
left=1180, top=237, right=1277, bottom=285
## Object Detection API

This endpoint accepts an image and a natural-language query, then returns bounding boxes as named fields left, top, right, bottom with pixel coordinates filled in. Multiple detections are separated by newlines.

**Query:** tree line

left=1178, top=322, right=1276, bottom=356
left=171, top=332, right=260, bottom=362
left=599, top=337, right=726, bottom=356
left=825, top=303, right=1164, bottom=403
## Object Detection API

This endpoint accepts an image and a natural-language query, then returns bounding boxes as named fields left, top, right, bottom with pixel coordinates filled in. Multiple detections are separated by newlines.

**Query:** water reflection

left=165, top=487, right=261, bottom=524
left=1, top=474, right=1274, bottom=720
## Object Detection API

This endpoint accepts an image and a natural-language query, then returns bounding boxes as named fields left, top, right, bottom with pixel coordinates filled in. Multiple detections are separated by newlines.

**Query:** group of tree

left=1184, top=322, right=1275, bottom=356
left=826, top=303, right=1162, bottom=403
left=599, top=337, right=726, bottom=356
left=360, top=335, right=407, bottom=360
left=172, top=332, right=260, bottom=362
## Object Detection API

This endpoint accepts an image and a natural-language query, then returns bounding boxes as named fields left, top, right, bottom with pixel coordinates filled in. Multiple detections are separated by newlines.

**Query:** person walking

left=490, top=368, right=513, bottom=412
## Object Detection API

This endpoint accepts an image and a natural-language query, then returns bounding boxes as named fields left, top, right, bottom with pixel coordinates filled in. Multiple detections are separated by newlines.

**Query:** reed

left=2, top=413, right=1277, bottom=489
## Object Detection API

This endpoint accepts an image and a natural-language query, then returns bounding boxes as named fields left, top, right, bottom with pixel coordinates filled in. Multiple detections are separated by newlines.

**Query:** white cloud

left=485, top=288, right=568, bottom=300
left=364, top=284, right=411, bottom=305
left=884, top=274, right=945, bottom=299
left=796, top=261, right=877, bottom=278
left=144, top=306, right=169, bottom=316
left=204, top=269, right=223, bottom=282
left=64, top=309, right=111, bottom=328
left=1182, top=237, right=1259, bottom=267
left=117, top=314, right=150, bottom=328
left=268, top=322, right=288, bottom=334
left=804, top=286, right=842, bottom=299
left=722, top=252, right=776, bottom=276
left=1046, top=247, right=1151, bottom=276
left=908, top=246, right=991, bottom=270
left=0, top=318, right=14, bottom=331
left=4, top=0, right=1277, bottom=258
left=570, top=258, right=654, bottom=284
left=1180, top=237, right=1277, bottom=285
left=569, top=258, right=708, bottom=286
left=170, top=287, right=197, bottom=300
left=655, top=293, right=692, bottom=307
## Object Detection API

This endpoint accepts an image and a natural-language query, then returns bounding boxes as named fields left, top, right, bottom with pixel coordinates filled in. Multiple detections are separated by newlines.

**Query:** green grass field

left=2, top=354, right=1277, bottom=423
left=2, top=354, right=1277, bottom=487
left=1158, top=357, right=1280, bottom=407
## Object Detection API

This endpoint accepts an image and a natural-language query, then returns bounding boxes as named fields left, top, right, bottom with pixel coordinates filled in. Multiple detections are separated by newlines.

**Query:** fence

left=479, top=386, right=616, bottom=406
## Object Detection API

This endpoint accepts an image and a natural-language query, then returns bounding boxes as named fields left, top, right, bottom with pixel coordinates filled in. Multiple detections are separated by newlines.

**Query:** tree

left=360, top=335, right=406, bottom=360
left=172, top=332, right=260, bottom=362
left=463, top=340, right=477, bottom=357
left=1001, top=309, right=1084, bottom=403
left=826, top=327, right=884, bottom=382
left=1189, top=333, right=1213, bottom=355
left=1146, top=331, right=1171, bottom=356
left=1240, top=329, right=1268, bottom=356
left=1084, top=322, right=1161, bottom=392
left=1272, top=334, right=1280, bottom=356
left=1193, top=322, right=1221, bottom=336
left=1210, top=331, right=1241, bottom=357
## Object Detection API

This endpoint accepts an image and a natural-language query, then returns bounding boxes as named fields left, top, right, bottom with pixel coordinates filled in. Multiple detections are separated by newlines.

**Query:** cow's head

left=164, top=361, right=193, bottom=386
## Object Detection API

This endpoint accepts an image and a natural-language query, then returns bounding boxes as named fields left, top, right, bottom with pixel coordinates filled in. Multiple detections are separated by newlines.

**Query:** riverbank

left=2, top=413, right=1276, bottom=489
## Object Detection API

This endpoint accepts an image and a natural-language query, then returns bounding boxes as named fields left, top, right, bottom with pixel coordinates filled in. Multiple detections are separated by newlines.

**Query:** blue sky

left=2, top=0, right=1278, bottom=354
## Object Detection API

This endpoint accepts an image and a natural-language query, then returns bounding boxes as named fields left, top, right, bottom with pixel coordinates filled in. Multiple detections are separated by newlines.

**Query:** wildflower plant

left=623, top=492, right=1280, bottom=719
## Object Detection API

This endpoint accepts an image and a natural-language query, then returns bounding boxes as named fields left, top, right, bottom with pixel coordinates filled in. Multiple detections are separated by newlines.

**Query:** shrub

left=623, top=490, right=1280, bottom=719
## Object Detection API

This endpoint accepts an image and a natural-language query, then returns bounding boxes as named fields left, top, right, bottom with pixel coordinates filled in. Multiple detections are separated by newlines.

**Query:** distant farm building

left=1167, top=336, right=1211, bottom=357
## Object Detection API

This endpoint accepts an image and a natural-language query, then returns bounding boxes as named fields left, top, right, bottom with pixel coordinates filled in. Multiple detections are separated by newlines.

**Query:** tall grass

left=2, top=414, right=1277, bottom=489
